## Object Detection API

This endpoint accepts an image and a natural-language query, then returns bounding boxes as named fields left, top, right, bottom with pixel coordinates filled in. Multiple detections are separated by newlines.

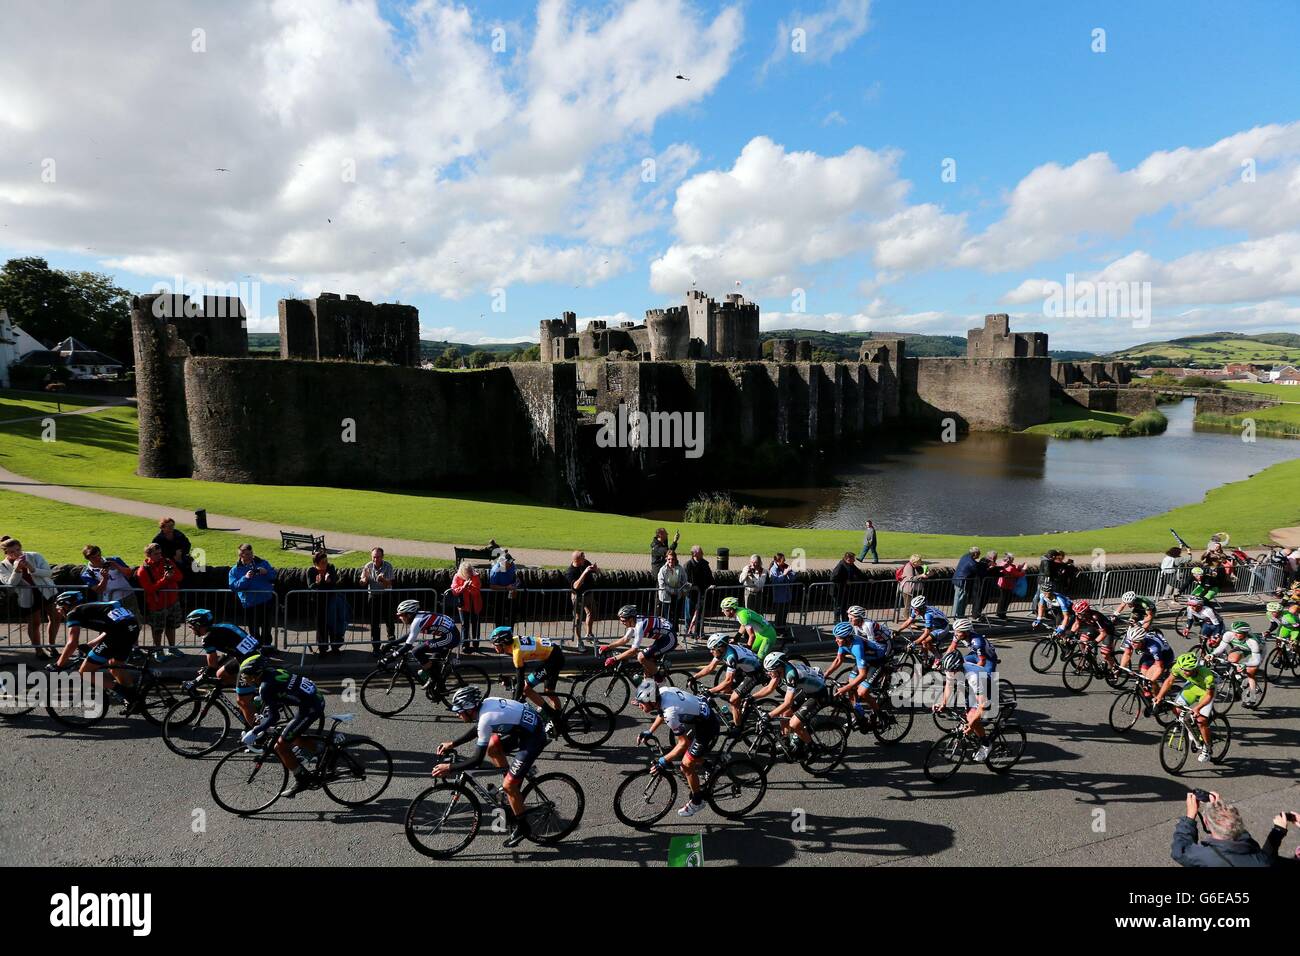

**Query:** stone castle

left=132, top=291, right=1120, bottom=508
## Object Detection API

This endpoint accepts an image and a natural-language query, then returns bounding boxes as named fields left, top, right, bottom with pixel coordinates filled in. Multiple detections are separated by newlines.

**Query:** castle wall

left=1194, top=391, right=1281, bottom=418
left=279, top=293, right=418, bottom=365
left=1059, top=387, right=1156, bottom=416
left=903, top=356, right=1051, bottom=430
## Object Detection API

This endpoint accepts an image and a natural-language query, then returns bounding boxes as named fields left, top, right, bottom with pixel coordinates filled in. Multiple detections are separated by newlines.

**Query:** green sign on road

left=668, top=834, right=704, bottom=867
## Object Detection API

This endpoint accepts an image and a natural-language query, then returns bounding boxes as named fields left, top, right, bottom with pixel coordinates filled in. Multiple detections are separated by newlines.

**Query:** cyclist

left=825, top=618, right=891, bottom=730
left=50, top=590, right=140, bottom=697
left=1037, top=581, right=1074, bottom=634
left=751, top=651, right=830, bottom=757
left=1119, top=623, right=1175, bottom=701
left=1185, top=595, right=1224, bottom=641
left=1070, top=600, right=1118, bottom=663
left=633, top=679, right=721, bottom=818
left=602, top=605, right=676, bottom=681
left=934, top=650, right=991, bottom=761
left=1188, top=566, right=1221, bottom=604
left=1152, top=652, right=1217, bottom=764
left=432, top=686, right=548, bottom=848
left=237, top=654, right=327, bottom=798
left=1116, top=591, right=1158, bottom=630
left=1264, top=599, right=1299, bottom=647
left=719, top=596, right=778, bottom=659
left=489, top=625, right=564, bottom=714
left=1207, top=621, right=1263, bottom=700
left=690, top=633, right=762, bottom=730
left=1261, top=601, right=1285, bottom=640
left=393, top=599, right=461, bottom=689
left=897, top=595, right=948, bottom=661
left=185, top=608, right=264, bottom=727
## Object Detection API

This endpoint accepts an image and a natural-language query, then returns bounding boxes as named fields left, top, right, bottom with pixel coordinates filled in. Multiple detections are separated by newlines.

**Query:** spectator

left=650, top=527, right=680, bottom=575
left=953, top=546, right=981, bottom=618
left=858, top=520, right=879, bottom=563
left=1264, top=812, right=1300, bottom=867
left=307, top=550, right=345, bottom=655
left=830, top=552, right=865, bottom=624
left=359, top=547, right=395, bottom=657
left=899, top=554, right=930, bottom=603
left=152, top=516, right=193, bottom=576
left=81, top=545, right=139, bottom=615
left=228, top=543, right=276, bottom=646
left=1159, top=546, right=1191, bottom=601
left=1172, top=791, right=1271, bottom=867
left=452, top=560, right=485, bottom=653
left=657, top=550, right=689, bottom=628
left=973, top=551, right=995, bottom=621
left=738, top=554, right=767, bottom=610
left=683, top=545, right=713, bottom=638
left=0, top=538, right=60, bottom=659
left=138, top=542, right=184, bottom=658
left=565, top=550, right=598, bottom=649
left=993, top=553, right=1026, bottom=619
left=487, top=549, right=518, bottom=628
left=768, top=553, right=796, bottom=634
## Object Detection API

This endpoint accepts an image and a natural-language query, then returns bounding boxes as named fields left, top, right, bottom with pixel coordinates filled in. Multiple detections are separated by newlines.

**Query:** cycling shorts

left=524, top=648, right=565, bottom=691
left=279, top=699, right=325, bottom=743
left=87, top=626, right=140, bottom=665
left=684, top=712, right=721, bottom=759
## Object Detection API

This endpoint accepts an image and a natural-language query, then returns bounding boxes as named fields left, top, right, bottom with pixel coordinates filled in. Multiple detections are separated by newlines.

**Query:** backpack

left=894, top=565, right=907, bottom=582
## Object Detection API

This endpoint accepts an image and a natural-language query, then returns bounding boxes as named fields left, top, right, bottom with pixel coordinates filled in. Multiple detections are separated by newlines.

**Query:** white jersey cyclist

left=471, top=697, right=543, bottom=747
left=627, top=615, right=678, bottom=655
left=404, top=611, right=461, bottom=652
left=657, top=686, right=713, bottom=735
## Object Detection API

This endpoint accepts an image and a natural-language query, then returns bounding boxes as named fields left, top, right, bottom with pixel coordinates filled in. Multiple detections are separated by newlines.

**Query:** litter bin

left=195, top=509, right=208, bottom=530
left=716, top=547, right=729, bottom=572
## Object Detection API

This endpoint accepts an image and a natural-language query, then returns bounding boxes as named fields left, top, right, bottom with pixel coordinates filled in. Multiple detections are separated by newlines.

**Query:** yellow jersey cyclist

left=750, top=651, right=830, bottom=758
left=719, top=596, right=778, bottom=658
left=602, top=605, right=676, bottom=681
left=185, top=608, right=263, bottom=728
left=632, top=679, right=721, bottom=818
left=1152, top=652, right=1217, bottom=764
left=1206, top=621, right=1263, bottom=699
left=691, top=633, right=763, bottom=730
left=489, top=625, right=565, bottom=714
left=237, top=654, right=327, bottom=798
left=432, top=686, right=549, bottom=848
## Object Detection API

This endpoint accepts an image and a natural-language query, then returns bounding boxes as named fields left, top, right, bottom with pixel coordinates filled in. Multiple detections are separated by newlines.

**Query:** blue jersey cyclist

left=602, top=605, right=677, bottom=680
left=1037, top=582, right=1074, bottom=633
left=936, top=649, right=995, bottom=761
left=393, top=600, right=461, bottom=687
left=691, top=633, right=763, bottom=729
left=1119, top=623, right=1175, bottom=687
left=898, top=595, right=948, bottom=660
left=825, top=607, right=892, bottom=728
left=185, top=608, right=264, bottom=728
left=238, top=654, right=327, bottom=798
left=633, top=680, right=721, bottom=818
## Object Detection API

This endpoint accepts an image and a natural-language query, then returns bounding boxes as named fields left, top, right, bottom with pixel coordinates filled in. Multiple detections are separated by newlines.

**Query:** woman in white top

left=0, top=538, right=61, bottom=658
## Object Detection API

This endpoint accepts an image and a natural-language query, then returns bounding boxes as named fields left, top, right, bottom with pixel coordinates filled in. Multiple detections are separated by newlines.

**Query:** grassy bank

left=1022, top=400, right=1167, bottom=439
left=1, top=401, right=1298, bottom=557
left=1196, top=407, right=1300, bottom=438
left=1224, top=381, right=1300, bottom=400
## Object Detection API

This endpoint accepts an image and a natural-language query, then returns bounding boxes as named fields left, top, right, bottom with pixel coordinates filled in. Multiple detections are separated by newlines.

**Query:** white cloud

left=764, top=0, right=872, bottom=74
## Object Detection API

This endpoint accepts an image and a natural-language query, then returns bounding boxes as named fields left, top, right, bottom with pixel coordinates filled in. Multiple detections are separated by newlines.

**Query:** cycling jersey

left=68, top=600, right=140, bottom=662
left=776, top=661, right=826, bottom=695
left=657, top=687, right=713, bottom=735
left=1128, top=631, right=1173, bottom=665
left=840, top=635, right=889, bottom=671
left=1190, top=581, right=1220, bottom=602
left=961, top=632, right=999, bottom=669
left=854, top=619, right=892, bottom=644
left=470, top=698, right=547, bottom=777
left=202, top=623, right=261, bottom=664
left=1178, top=666, right=1216, bottom=706
left=1043, top=594, right=1073, bottom=617
left=1187, top=605, right=1222, bottom=626
left=1279, top=611, right=1300, bottom=642
left=1125, top=597, right=1156, bottom=620
left=404, top=612, right=461, bottom=652
left=920, top=608, right=949, bottom=636
left=249, top=669, right=325, bottom=741
left=722, top=644, right=761, bottom=676
left=509, top=635, right=559, bottom=669
left=734, top=608, right=777, bottom=657
left=1077, top=611, right=1116, bottom=637
left=628, top=616, right=677, bottom=656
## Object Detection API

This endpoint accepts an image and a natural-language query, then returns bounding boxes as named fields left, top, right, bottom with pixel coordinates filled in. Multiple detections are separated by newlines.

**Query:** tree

left=466, top=350, right=493, bottom=369
left=433, top=346, right=462, bottom=369
left=0, top=257, right=131, bottom=362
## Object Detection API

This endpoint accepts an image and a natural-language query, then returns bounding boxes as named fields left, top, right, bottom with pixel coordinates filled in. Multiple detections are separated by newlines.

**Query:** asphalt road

left=3, top=612, right=1298, bottom=868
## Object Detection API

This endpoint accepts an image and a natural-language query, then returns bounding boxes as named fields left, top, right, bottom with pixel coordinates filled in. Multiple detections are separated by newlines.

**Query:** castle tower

left=279, top=293, right=418, bottom=365
left=539, top=311, right=578, bottom=362
left=645, top=305, right=691, bottom=360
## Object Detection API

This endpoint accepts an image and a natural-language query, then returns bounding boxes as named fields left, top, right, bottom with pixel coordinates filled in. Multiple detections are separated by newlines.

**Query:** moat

left=641, top=400, right=1300, bottom=535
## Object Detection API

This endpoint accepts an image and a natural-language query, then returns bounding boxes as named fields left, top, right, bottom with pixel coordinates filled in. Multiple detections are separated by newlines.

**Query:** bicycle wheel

left=405, top=782, right=482, bottom=858
left=1103, top=659, right=1130, bottom=690
left=137, top=677, right=182, bottom=726
left=613, top=768, right=677, bottom=828
left=1213, top=674, right=1237, bottom=715
left=321, top=737, right=393, bottom=807
left=360, top=666, right=416, bottom=717
left=1029, top=637, right=1059, bottom=674
left=1060, top=647, right=1094, bottom=693
left=1158, top=725, right=1191, bottom=774
left=1108, top=690, right=1142, bottom=734
left=210, top=748, right=288, bottom=815
left=872, top=702, right=914, bottom=745
left=801, top=715, right=848, bottom=775
left=45, top=671, right=109, bottom=728
left=522, top=772, right=584, bottom=845
left=559, top=698, right=615, bottom=750
left=445, top=663, right=493, bottom=701
left=723, top=727, right=780, bottom=774
left=923, top=732, right=968, bottom=783
left=163, top=696, right=233, bottom=758
left=707, top=757, right=768, bottom=819
left=995, top=678, right=1017, bottom=710
left=0, top=665, right=35, bottom=719
left=1264, top=646, right=1292, bottom=682
left=1208, top=714, right=1232, bottom=763
left=579, top=672, right=631, bottom=714
left=931, top=706, right=965, bottom=732
left=984, top=723, right=1026, bottom=773
left=1240, top=671, right=1267, bottom=709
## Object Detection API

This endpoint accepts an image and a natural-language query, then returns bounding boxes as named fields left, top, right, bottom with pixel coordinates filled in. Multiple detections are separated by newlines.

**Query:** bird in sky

left=214, top=167, right=229, bottom=172
left=675, top=74, right=690, bottom=81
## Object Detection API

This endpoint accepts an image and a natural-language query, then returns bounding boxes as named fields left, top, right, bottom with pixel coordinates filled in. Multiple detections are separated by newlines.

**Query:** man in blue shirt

left=228, top=543, right=277, bottom=645
left=953, top=546, right=981, bottom=618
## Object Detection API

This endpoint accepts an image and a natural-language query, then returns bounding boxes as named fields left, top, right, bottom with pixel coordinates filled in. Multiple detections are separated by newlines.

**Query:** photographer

left=1172, top=791, right=1271, bottom=867
left=1264, top=811, right=1300, bottom=867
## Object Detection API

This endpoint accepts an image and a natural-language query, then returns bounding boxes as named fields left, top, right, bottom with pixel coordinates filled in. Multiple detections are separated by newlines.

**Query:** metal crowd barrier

left=278, top=587, right=440, bottom=653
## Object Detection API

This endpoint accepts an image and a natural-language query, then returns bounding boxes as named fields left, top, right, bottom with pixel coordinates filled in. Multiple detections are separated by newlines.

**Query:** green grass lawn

left=0, top=388, right=104, bottom=422
left=1022, top=400, right=1133, bottom=437
left=1, top=402, right=1297, bottom=557
left=1224, top=381, right=1300, bottom=400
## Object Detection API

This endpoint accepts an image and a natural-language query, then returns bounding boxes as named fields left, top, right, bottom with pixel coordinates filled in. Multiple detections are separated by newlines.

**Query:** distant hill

left=759, top=328, right=1097, bottom=361
left=1106, top=332, right=1300, bottom=367
left=245, top=333, right=532, bottom=361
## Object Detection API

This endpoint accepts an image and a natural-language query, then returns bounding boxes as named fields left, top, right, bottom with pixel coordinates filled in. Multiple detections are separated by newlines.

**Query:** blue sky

left=2, top=0, right=1299, bottom=350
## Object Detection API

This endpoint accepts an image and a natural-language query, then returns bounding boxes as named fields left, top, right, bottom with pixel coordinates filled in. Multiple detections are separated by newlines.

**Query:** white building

left=0, top=308, right=15, bottom=388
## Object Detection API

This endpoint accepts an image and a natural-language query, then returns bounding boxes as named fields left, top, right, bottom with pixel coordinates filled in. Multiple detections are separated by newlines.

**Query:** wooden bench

left=281, top=530, right=326, bottom=553
left=453, top=541, right=501, bottom=566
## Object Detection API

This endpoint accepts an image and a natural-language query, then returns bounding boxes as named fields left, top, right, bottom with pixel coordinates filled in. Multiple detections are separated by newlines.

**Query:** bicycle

left=405, top=750, right=584, bottom=858
left=930, top=673, right=1018, bottom=732
left=576, top=651, right=681, bottom=715
left=823, top=665, right=914, bottom=745
left=1157, top=702, right=1231, bottom=774
left=1061, top=638, right=1130, bottom=693
left=613, top=734, right=767, bottom=829
left=359, top=645, right=491, bottom=717
left=923, top=701, right=1026, bottom=784
left=719, top=697, right=848, bottom=776
left=44, top=647, right=185, bottom=729
left=209, top=713, right=392, bottom=815
left=162, top=674, right=251, bottom=758
left=499, top=675, right=616, bottom=751
left=1028, top=627, right=1073, bottom=674
left=1107, top=672, right=1177, bottom=734
left=1265, top=638, right=1300, bottom=683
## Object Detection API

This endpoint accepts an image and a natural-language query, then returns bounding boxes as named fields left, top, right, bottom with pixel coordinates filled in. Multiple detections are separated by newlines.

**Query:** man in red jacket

left=138, top=542, right=184, bottom=659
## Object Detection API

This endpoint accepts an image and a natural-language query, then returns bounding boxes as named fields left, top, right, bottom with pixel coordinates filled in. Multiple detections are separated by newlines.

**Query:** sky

left=2, top=0, right=1299, bottom=351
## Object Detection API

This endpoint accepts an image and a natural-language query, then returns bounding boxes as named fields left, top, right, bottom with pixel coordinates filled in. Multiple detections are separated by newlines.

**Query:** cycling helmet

left=1187, top=595, right=1204, bottom=607
left=1121, top=591, right=1137, bottom=604
left=1231, top=620, right=1252, bottom=634
left=846, top=605, right=867, bottom=620
left=1191, top=566, right=1205, bottom=577
left=395, top=599, right=421, bottom=616
left=719, top=597, right=741, bottom=612
left=909, top=595, right=927, bottom=610
left=832, top=621, right=855, bottom=641
left=617, top=604, right=639, bottom=620
left=1074, top=600, right=1091, bottom=615
left=1124, top=624, right=1146, bottom=644
left=490, top=625, right=514, bottom=645
left=185, top=608, right=214, bottom=628
left=634, top=678, right=658, bottom=706
left=1173, top=652, right=1199, bottom=675
left=54, top=590, right=86, bottom=609
left=1266, top=601, right=1282, bottom=614
left=1039, top=580, right=1055, bottom=594
left=940, top=651, right=965, bottom=673
left=238, top=654, right=270, bottom=684
left=706, top=633, right=731, bottom=652
left=448, top=685, right=482, bottom=713
left=952, top=617, right=973, bottom=633
left=762, top=652, right=787, bottom=673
